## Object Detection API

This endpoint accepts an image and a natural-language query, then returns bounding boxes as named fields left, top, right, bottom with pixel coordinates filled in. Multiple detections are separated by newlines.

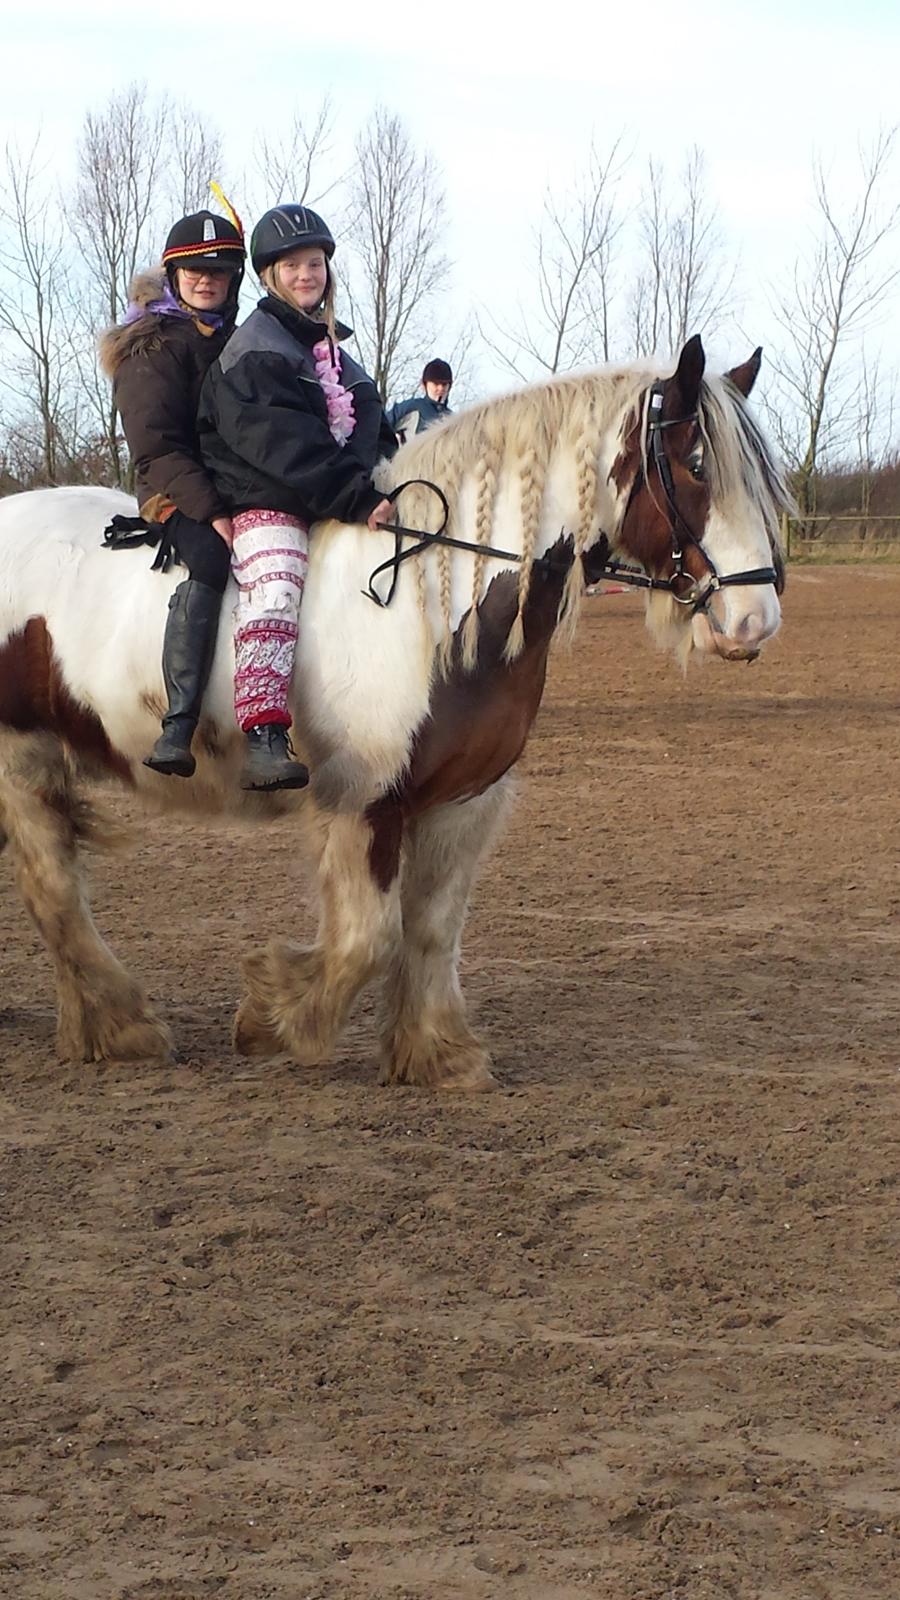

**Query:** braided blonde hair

left=460, top=430, right=501, bottom=671
left=555, top=389, right=602, bottom=648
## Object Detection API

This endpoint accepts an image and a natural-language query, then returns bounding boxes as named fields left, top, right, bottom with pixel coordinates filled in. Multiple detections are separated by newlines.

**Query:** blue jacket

left=386, top=394, right=452, bottom=437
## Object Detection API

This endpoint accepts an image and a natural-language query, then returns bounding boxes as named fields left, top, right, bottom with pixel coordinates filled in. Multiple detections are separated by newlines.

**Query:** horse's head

left=606, top=336, right=789, bottom=664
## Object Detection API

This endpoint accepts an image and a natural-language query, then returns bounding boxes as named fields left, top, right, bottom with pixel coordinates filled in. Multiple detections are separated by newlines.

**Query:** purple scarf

left=122, top=282, right=225, bottom=330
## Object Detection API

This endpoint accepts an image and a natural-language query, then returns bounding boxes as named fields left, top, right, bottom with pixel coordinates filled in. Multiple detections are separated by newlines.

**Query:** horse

left=0, top=335, right=790, bottom=1089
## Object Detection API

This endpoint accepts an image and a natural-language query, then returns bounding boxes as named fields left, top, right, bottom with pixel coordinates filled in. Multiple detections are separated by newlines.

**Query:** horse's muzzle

left=718, top=642, right=761, bottom=663
left=691, top=605, right=775, bottom=662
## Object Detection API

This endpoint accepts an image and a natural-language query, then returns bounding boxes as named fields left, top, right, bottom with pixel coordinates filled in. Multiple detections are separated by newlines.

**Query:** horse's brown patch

left=365, top=793, right=405, bottom=892
left=360, top=549, right=570, bottom=889
left=624, top=457, right=712, bottom=586
left=609, top=410, right=641, bottom=497
left=403, top=540, right=572, bottom=816
left=607, top=384, right=713, bottom=590
left=0, top=618, right=132, bottom=781
left=140, top=689, right=165, bottom=721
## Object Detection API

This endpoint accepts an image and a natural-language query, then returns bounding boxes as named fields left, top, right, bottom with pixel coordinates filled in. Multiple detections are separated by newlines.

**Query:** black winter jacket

left=198, top=297, right=397, bottom=525
left=99, top=269, right=234, bottom=525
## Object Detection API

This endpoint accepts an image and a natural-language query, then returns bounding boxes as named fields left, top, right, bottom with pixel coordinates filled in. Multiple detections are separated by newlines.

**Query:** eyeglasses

left=178, top=265, right=232, bottom=281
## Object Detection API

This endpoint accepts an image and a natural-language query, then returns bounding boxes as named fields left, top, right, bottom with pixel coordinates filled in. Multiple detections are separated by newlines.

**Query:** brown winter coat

left=98, top=269, right=235, bottom=524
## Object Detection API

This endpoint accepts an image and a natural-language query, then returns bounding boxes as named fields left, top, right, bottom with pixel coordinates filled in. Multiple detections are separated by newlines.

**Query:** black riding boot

left=240, top=725, right=310, bottom=791
left=143, top=579, right=222, bottom=778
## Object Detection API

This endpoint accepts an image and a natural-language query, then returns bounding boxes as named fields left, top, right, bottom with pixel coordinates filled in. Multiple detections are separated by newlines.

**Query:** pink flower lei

left=312, top=338, right=356, bottom=446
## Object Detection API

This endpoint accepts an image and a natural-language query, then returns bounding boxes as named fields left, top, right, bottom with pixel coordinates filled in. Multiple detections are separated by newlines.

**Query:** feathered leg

left=0, top=730, right=171, bottom=1063
left=380, top=779, right=512, bottom=1090
left=233, top=810, right=402, bottom=1067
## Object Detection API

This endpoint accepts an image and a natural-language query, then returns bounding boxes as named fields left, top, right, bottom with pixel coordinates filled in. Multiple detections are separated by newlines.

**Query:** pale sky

left=2, top=0, right=899, bottom=416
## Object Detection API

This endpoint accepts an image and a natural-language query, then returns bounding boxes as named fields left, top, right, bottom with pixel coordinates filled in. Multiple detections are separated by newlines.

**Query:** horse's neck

left=442, top=437, right=622, bottom=567
left=524, top=422, right=626, bottom=561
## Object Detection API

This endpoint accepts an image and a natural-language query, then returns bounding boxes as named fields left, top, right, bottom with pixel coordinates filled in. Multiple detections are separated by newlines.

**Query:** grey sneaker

left=240, top=725, right=310, bottom=791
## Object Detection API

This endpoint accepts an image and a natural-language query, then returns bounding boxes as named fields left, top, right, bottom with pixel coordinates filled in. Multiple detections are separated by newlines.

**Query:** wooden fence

left=782, top=514, right=900, bottom=561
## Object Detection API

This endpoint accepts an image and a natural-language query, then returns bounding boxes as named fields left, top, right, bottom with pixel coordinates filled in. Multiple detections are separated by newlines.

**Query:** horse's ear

left=671, top=334, right=705, bottom=413
left=727, top=347, right=763, bottom=398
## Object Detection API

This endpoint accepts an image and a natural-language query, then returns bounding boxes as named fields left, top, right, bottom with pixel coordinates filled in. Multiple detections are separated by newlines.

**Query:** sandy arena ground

left=2, top=567, right=899, bottom=1600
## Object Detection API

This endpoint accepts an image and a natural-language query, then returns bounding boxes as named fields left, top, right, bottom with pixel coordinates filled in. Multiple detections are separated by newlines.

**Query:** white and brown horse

left=0, top=336, right=789, bottom=1088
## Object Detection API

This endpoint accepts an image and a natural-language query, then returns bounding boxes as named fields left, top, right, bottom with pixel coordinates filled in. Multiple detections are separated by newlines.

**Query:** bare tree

left=70, top=83, right=171, bottom=484
left=167, top=105, right=226, bottom=217
left=440, top=312, right=480, bottom=406
left=480, top=139, right=627, bottom=381
left=344, top=109, right=449, bottom=403
left=855, top=350, right=897, bottom=537
left=0, top=406, right=44, bottom=491
left=0, top=139, right=78, bottom=484
left=75, top=83, right=170, bottom=324
left=630, top=159, right=666, bottom=358
left=630, top=148, right=736, bottom=358
left=765, top=129, right=900, bottom=524
left=247, top=99, right=335, bottom=216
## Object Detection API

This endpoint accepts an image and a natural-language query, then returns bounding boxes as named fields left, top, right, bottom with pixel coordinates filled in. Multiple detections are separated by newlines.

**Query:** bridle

left=591, top=382, right=782, bottom=615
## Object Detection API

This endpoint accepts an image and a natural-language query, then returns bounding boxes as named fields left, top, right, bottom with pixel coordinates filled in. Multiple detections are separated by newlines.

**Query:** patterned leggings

left=231, top=510, right=309, bottom=731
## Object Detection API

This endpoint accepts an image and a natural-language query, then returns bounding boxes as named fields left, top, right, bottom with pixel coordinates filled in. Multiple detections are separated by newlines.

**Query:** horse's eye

left=688, top=455, right=705, bottom=481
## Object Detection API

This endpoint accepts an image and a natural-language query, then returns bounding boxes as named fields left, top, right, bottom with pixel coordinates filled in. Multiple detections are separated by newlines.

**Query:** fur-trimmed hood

left=98, top=269, right=172, bottom=378
left=98, top=267, right=237, bottom=378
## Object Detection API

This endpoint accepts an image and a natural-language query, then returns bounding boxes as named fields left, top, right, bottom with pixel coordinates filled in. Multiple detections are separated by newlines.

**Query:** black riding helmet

left=422, top=359, right=453, bottom=386
left=163, top=211, right=245, bottom=295
left=250, top=205, right=336, bottom=273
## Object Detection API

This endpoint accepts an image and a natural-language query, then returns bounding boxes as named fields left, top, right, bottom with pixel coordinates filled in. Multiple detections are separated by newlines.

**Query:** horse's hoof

left=118, top=1016, right=174, bottom=1063
left=58, top=1012, right=173, bottom=1065
left=421, top=1052, right=498, bottom=1091
left=232, top=999, right=282, bottom=1059
left=380, top=1039, right=497, bottom=1091
left=440, top=1060, right=499, bottom=1092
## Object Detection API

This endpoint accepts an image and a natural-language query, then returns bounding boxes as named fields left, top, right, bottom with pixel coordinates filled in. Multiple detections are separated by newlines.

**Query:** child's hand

left=367, top=499, right=395, bottom=532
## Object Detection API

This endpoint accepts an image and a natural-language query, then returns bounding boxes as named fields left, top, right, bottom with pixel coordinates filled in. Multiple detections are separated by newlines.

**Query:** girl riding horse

left=100, top=209, right=248, bottom=780
left=197, top=204, right=398, bottom=789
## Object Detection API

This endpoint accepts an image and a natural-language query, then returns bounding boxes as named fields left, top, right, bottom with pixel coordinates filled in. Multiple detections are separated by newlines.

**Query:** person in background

left=387, top=359, right=453, bottom=443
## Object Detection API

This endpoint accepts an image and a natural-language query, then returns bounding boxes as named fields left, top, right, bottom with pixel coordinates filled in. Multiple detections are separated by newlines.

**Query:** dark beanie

left=422, top=358, right=453, bottom=385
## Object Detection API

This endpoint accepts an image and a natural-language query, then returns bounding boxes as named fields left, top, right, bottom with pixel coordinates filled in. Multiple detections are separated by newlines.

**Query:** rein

left=364, top=480, right=521, bottom=607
